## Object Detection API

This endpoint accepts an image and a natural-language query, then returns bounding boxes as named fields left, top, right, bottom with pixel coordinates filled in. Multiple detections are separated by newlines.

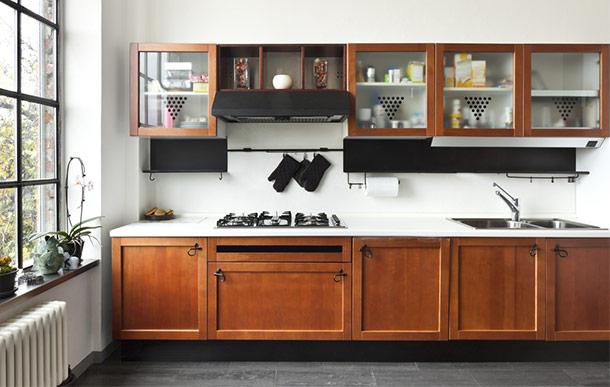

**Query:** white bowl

left=272, top=74, right=293, bottom=89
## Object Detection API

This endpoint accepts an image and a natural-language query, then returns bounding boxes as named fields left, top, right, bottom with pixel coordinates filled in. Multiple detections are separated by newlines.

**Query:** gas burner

left=216, top=211, right=345, bottom=228
left=216, top=212, right=259, bottom=227
left=257, top=211, right=292, bottom=227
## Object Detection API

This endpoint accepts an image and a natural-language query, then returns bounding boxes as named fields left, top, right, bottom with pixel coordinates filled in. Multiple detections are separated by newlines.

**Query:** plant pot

left=62, top=238, right=84, bottom=259
left=0, top=270, right=17, bottom=293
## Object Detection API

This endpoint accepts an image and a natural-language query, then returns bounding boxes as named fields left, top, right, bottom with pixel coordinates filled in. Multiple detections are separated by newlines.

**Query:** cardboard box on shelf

left=454, top=53, right=472, bottom=88
left=472, top=60, right=486, bottom=87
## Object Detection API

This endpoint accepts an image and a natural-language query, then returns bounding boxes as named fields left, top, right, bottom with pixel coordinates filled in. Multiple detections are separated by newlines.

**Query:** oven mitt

left=300, top=154, right=331, bottom=192
left=293, top=159, right=311, bottom=188
left=267, top=155, right=300, bottom=192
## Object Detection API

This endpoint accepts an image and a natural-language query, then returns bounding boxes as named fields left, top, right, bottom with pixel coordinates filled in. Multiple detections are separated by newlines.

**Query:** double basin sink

left=450, top=218, right=603, bottom=230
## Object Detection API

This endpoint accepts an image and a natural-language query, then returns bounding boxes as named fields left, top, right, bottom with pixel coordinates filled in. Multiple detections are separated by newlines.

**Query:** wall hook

left=219, top=172, right=223, bottom=181
left=149, top=172, right=155, bottom=182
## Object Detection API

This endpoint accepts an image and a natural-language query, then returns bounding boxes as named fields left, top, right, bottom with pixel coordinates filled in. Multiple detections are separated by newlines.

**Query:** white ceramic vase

left=272, top=74, right=292, bottom=89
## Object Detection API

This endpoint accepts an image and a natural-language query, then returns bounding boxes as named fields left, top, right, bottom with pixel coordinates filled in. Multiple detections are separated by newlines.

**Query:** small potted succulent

left=0, top=256, right=18, bottom=293
left=32, top=236, right=65, bottom=275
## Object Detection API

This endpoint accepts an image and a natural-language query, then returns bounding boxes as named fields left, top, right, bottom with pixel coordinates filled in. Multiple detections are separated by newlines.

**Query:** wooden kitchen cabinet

left=524, top=44, right=609, bottom=137
left=435, top=44, right=524, bottom=137
left=207, top=237, right=352, bottom=340
left=450, top=238, right=546, bottom=340
left=112, top=237, right=207, bottom=340
left=130, top=43, right=217, bottom=136
left=545, top=238, right=610, bottom=341
left=207, top=262, right=351, bottom=340
left=352, top=238, right=450, bottom=340
left=347, top=44, right=435, bottom=136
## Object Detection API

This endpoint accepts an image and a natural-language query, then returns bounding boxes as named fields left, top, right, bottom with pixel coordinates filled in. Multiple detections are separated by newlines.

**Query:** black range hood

left=211, top=90, right=350, bottom=123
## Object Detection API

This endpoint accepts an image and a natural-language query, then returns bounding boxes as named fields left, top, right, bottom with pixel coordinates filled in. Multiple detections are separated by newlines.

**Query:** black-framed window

left=0, top=0, right=59, bottom=268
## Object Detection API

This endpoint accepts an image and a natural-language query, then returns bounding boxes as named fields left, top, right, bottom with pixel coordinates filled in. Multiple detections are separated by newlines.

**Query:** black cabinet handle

left=530, top=244, right=541, bottom=257
left=333, top=269, right=347, bottom=283
left=359, top=244, right=373, bottom=258
left=552, top=244, right=569, bottom=258
left=187, top=243, right=203, bottom=256
left=213, top=269, right=226, bottom=282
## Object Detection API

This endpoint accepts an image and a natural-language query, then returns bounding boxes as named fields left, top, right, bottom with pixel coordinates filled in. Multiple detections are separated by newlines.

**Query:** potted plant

left=0, top=256, right=17, bottom=293
left=30, top=216, right=102, bottom=261
left=32, top=236, right=66, bottom=275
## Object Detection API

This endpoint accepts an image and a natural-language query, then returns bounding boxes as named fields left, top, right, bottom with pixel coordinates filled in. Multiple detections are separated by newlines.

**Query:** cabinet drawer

left=207, top=262, right=351, bottom=340
left=209, top=237, right=351, bottom=262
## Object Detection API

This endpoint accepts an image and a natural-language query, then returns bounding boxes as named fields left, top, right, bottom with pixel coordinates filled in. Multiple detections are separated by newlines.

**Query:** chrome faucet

left=493, top=182, right=520, bottom=221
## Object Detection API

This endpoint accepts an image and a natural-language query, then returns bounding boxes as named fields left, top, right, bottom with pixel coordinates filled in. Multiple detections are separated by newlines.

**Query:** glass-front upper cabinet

left=525, top=45, right=609, bottom=137
left=347, top=44, right=434, bottom=136
left=130, top=43, right=217, bottom=136
left=435, top=44, right=523, bottom=137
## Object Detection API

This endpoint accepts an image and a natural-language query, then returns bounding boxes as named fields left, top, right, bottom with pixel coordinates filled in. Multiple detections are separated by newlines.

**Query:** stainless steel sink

left=451, top=218, right=542, bottom=229
left=521, top=218, right=602, bottom=229
left=450, top=218, right=603, bottom=230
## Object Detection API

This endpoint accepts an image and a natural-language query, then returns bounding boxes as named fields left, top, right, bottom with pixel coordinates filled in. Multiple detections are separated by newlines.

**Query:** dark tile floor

left=75, top=356, right=610, bottom=387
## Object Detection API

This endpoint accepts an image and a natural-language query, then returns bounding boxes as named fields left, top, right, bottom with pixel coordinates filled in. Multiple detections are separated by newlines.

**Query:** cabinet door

left=435, top=44, right=523, bottom=137
left=208, top=262, right=351, bottom=340
left=525, top=44, right=609, bottom=137
left=112, top=237, right=207, bottom=340
left=347, top=43, right=435, bottom=137
left=130, top=43, right=217, bottom=136
left=353, top=238, right=450, bottom=341
left=450, top=238, right=545, bottom=340
left=546, top=238, right=610, bottom=341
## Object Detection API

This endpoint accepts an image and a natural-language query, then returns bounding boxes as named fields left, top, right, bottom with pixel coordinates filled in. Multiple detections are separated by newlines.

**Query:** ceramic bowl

left=272, top=74, right=293, bottom=89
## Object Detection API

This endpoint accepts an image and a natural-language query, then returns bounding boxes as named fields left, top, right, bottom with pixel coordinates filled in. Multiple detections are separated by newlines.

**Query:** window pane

left=21, top=0, right=56, bottom=23
left=0, top=4, right=16, bottom=91
left=0, top=188, right=17, bottom=262
left=22, top=184, right=56, bottom=267
left=22, top=101, right=55, bottom=180
left=21, top=14, right=56, bottom=99
left=0, top=96, right=16, bottom=181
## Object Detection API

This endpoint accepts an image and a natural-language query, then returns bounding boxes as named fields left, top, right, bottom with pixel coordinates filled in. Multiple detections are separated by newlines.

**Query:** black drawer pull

left=359, top=244, right=373, bottom=258
left=552, top=244, right=569, bottom=258
left=187, top=243, right=203, bottom=256
left=333, top=269, right=347, bottom=283
left=529, top=244, right=541, bottom=257
left=213, top=269, right=226, bottom=282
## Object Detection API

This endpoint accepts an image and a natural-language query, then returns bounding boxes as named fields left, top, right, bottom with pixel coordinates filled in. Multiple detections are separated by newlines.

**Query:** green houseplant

left=0, top=256, right=17, bottom=293
left=30, top=216, right=102, bottom=260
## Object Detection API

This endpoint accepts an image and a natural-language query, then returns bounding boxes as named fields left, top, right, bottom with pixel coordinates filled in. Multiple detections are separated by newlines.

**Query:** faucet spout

left=493, top=183, right=520, bottom=221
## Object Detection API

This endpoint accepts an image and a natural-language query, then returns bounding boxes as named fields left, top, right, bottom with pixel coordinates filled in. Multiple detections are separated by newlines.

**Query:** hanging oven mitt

left=300, top=154, right=331, bottom=192
left=293, top=158, right=311, bottom=188
left=268, top=155, right=300, bottom=192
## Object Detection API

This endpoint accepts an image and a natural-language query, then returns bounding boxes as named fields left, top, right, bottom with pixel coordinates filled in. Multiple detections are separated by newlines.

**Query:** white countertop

left=109, top=213, right=610, bottom=238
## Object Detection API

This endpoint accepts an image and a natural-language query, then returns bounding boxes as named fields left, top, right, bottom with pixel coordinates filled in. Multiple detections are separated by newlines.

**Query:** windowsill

left=0, top=259, right=99, bottom=313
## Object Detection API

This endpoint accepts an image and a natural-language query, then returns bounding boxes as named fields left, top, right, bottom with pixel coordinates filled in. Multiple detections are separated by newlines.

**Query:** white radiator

left=0, top=301, right=68, bottom=387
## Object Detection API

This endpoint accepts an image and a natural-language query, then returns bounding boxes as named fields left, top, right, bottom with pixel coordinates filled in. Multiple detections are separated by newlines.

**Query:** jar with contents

left=504, top=106, right=513, bottom=129
left=313, top=58, right=328, bottom=89
left=234, top=58, right=250, bottom=89
left=450, top=99, right=462, bottom=128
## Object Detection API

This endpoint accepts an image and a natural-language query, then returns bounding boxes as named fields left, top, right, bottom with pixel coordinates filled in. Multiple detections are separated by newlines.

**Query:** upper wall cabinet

left=435, top=44, right=523, bottom=137
left=347, top=44, right=434, bottom=136
left=130, top=43, right=217, bottom=136
left=217, top=44, right=346, bottom=91
left=524, top=44, right=609, bottom=137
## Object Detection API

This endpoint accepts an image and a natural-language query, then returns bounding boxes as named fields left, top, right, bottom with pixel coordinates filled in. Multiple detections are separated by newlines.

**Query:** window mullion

left=15, top=0, right=23, bottom=268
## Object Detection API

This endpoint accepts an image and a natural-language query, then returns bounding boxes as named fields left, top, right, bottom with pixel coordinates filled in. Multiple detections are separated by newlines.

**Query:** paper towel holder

left=347, top=173, right=367, bottom=189
left=346, top=173, right=401, bottom=189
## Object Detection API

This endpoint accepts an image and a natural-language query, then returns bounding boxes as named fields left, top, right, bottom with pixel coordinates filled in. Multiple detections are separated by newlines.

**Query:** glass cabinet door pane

left=355, top=51, right=427, bottom=129
left=531, top=52, right=600, bottom=129
left=442, top=52, right=514, bottom=129
left=139, top=51, right=209, bottom=130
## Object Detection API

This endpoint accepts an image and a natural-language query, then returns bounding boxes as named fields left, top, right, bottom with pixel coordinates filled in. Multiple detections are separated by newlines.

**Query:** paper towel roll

left=365, top=177, right=399, bottom=197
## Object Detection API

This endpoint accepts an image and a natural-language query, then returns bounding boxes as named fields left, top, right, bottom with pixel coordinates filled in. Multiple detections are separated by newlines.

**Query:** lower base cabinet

left=450, top=238, right=546, bottom=340
left=352, top=238, right=450, bottom=340
left=112, top=237, right=207, bottom=340
left=546, top=238, right=610, bottom=341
